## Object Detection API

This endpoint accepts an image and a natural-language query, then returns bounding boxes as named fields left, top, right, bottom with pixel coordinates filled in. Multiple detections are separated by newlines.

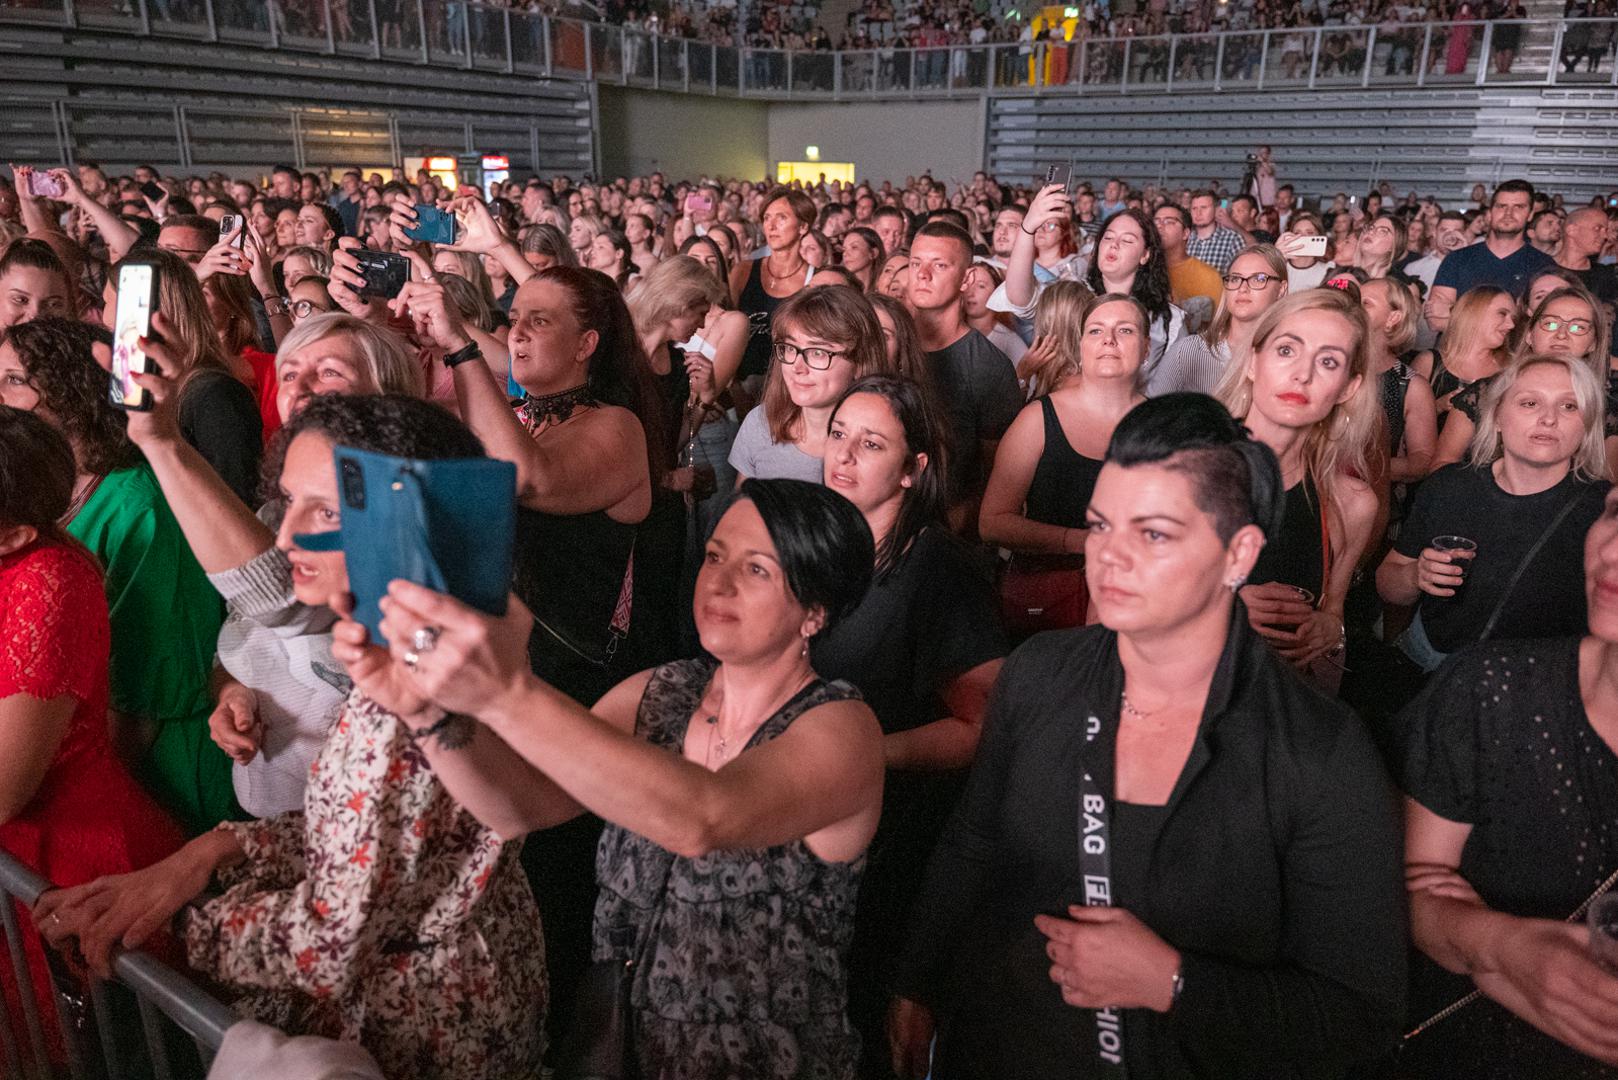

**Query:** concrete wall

left=598, top=88, right=988, bottom=183
left=765, top=99, right=986, bottom=185
left=596, top=85, right=770, bottom=179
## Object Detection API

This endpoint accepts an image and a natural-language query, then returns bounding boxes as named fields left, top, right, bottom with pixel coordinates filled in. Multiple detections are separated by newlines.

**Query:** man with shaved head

left=1557, top=206, right=1617, bottom=313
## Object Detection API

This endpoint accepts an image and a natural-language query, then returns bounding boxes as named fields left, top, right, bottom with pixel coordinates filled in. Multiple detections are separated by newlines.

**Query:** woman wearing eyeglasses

left=1351, top=212, right=1408, bottom=281
left=1151, top=245, right=1290, bottom=396
left=1430, top=285, right=1612, bottom=473
left=285, top=276, right=334, bottom=324
left=728, top=286, right=892, bottom=484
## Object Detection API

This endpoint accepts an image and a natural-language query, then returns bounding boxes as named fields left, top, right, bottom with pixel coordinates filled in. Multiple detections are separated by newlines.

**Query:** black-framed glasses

left=1223, top=272, right=1277, bottom=291
left=772, top=341, right=847, bottom=371
left=1537, top=315, right=1593, bottom=337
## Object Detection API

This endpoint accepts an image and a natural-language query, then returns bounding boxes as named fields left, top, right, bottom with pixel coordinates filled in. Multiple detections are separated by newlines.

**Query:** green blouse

left=66, top=464, right=238, bottom=832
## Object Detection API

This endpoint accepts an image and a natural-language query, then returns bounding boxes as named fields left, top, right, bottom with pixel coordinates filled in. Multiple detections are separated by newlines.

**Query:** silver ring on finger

left=411, top=625, right=441, bottom=654
left=403, top=649, right=421, bottom=671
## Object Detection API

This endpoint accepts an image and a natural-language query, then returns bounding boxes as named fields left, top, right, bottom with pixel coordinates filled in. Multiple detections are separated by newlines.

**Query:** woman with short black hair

left=332, top=477, right=886, bottom=1080
left=889, top=393, right=1406, bottom=1079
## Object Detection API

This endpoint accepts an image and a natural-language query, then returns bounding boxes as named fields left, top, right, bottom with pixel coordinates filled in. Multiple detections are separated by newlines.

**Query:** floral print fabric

left=184, top=692, right=546, bottom=1079
left=592, top=659, right=866, bottom=1080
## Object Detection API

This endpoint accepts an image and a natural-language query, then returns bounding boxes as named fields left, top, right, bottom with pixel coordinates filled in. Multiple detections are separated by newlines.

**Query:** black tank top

left=1023, top=396, right=1105, bottom=530
left=512, top=506, right=637, bottom=707
left=1249, top=474, right=1326, bottom=599
left=1379, top=363, right=1412, bottom=456
left=736, top=258, right=800, bottom=380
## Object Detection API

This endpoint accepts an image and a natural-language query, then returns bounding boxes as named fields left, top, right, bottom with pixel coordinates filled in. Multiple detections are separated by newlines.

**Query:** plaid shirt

left=1186, top=226, right=1247, bottom=274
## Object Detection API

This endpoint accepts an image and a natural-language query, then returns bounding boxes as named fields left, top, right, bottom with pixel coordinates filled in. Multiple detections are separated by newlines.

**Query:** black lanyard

left=1079, top=710, right=1129, bottom=1077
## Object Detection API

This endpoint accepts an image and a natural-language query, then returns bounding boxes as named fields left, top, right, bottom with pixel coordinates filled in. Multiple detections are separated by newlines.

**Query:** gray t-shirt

left=1148, top=334, right=1230, bottom=397
left=928, top=328, right=1022, bottom=502
left=727, top=406, right=825, bottom=483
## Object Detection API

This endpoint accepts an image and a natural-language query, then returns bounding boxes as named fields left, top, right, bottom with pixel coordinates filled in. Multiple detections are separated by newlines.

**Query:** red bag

left=998, top=554, right=1088, bottom=639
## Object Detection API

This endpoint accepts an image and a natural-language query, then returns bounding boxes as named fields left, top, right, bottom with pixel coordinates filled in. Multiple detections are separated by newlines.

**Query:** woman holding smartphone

left=37, top=394, right=548, bottom=1080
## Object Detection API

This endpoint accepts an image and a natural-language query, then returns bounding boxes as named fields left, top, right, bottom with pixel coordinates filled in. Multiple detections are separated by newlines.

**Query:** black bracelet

left=1020, top=223, right=1038, bottom=235
left=411, top=711, right=475, bottom=750
left=442, top=341, right=483, bottom=369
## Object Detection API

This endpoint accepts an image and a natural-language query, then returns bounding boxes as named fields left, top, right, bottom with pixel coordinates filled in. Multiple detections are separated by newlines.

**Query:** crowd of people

left=1, top=149, right=1618, bottom=1080
left=112, top=0, right=1618, bottom=60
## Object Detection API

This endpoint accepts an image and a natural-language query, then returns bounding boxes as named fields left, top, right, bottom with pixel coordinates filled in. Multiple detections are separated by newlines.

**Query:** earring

left=801, top=637, right=810, bottom=658
left=1227, top=575, right=1246, bottom=593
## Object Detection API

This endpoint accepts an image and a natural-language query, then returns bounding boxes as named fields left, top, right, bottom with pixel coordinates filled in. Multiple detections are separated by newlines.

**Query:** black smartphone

left=219, top=213, right=246, bottom=249
left=351, top=249, right=410, bottom=299
left=1043, top=163, right=1074, bottom=195
left=139, top=180, right=165, bottom=202
left=404, top=204, right=457, bottom=246
left=110, top=262, right=157, bottom=411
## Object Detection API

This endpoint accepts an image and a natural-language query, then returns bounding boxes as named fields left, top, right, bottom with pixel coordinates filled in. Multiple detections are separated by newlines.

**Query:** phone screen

left=27, top=173, right=64, bottom=199
left=111, top=265, right=155, bottom=410
left=220, top=214, right=245, bottom=249
left=685, top=193, right=714, bottom=214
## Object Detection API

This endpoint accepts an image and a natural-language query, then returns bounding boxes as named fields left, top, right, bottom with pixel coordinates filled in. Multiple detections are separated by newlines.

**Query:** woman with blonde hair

left=1427, top=283, right=1610, bottom=472
left=1377, top=352, right=1611, bottom=672
left=1411, top=284, right=1516, bottom=425
left=1217, top=288, right=1382, bottom=682
left=980, top=294, right=1148, bottom=634
left=1152, top=244, right=1289, bottom=395
left=729, top=285, right=891, bottom=483
left=1011, top=279, right=1092, bottom=400
left=1362, top=276, right=1438, bottom=482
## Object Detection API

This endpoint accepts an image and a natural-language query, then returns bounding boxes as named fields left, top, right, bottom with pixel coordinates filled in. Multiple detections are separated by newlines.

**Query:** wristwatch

left=442, top=341, right=483, bottom=369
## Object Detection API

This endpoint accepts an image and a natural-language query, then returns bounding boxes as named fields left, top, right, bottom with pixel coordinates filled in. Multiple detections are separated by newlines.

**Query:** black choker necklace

left=518, top=384, right=595, bottom=431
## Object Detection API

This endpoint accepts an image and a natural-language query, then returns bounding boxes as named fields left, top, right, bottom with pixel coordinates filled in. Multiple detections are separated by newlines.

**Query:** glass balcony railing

left=1, top=0, right=1613, bottom=98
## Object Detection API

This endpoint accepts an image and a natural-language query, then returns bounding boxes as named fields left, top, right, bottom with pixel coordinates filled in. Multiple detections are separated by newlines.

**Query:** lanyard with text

left=1080, top=710, right=1128, bottom=1078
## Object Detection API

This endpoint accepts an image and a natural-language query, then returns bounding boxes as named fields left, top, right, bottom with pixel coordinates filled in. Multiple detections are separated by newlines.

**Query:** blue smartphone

left=404, top=204, right=458, bottom=245
left=295, top=445, right=516, bottom=646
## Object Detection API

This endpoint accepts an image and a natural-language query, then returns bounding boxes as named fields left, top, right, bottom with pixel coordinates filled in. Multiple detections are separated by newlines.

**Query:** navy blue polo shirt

left=1433, top=238, right=1555, bottom=299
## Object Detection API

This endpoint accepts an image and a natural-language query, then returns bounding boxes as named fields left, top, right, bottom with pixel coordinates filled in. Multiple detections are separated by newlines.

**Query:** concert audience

left=10, top=155, right=1618, bottom=1078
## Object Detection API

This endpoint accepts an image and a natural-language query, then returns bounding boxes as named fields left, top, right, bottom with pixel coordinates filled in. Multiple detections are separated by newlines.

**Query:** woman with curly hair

left=0, top=317, right=231, bottom=830
left=1083, top=206, right=1187, bottom=382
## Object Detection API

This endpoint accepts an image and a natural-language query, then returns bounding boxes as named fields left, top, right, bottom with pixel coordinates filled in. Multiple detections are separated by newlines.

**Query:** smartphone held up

left=110, top=263, right=158, bottom=412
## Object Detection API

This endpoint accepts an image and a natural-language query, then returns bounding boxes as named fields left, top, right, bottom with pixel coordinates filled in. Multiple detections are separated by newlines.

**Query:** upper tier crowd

left=2, top=150, right=1618, bottom=1080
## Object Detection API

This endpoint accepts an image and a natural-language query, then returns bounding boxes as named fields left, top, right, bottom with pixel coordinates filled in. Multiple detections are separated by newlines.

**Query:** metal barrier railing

left=0, top=0, right=1614, bottom=99
left=0, top=850, right=237, bottom=1080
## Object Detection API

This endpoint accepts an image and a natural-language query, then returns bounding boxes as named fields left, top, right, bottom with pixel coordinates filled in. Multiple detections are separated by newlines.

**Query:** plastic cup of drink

left=1588, top=892, right=1618, bottom=972
left=1432, top=535, right=1477, bottom=580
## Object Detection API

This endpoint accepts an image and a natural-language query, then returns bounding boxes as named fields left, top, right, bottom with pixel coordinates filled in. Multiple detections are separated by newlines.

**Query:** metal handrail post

left=1416, top=22, right=1431, bottom=85
left=1166, top=35, right=1177, bottom=89
left=1547, top=19, right=1564, bottom=84
left=323, top=0, right=335, bottom=53
left=1257, top=30, right=1269, bottom=88
left=504, top=7, right=513, bottom=72
left=1476, top=19, right=1492, bottom=84
left=1214, top=32, right=1225, bottom=90
left=462, top=2, right=472, bottom=69
left=416, top=0, right=429, bottom=63
left=1309, top=26, right=1321, bottom=86
left=368, top=0, right=379, bottom=57
left=1121, top=37, right=1131, bottom=92
left=682, top=38, right=689, bottom=92
left=203, top=0, right=216, bottom=41
left=1361, top=24, right=1375, bottom=86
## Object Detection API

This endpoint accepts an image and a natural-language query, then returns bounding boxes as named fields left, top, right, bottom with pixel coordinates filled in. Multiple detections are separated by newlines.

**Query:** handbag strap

left=1475, top=488, right=1583, bottom=645
left=1404, top=862, right=1618, bottom=1041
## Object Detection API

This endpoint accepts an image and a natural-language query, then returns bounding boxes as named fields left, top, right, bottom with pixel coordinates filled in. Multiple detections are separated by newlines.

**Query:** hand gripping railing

left=0, top=849, right=238, bottom=1080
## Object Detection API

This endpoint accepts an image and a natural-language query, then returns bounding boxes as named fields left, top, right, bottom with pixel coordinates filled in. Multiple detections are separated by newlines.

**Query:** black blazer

left=894, top=605, right=1407, bottom=1079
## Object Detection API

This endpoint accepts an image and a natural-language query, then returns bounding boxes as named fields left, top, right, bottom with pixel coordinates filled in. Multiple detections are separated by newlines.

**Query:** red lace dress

left=0, top=541, right=186, bottom=1057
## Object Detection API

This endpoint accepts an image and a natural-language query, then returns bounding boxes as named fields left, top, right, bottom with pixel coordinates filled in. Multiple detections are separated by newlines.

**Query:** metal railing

left=1, top=0, right=1615, bottom=97
left=1, top=850, right=237, bottom=1079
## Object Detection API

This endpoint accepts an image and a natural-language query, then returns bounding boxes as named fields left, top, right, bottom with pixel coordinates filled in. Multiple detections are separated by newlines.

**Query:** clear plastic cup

left=1588, top=892, right=1618, bottom=972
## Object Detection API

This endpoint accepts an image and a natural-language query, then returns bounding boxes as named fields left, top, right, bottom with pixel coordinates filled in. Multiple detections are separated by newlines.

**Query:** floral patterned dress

left=592, top=659, right=866, bottom=1080
left=183, top=692, right=546, bottom=1079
